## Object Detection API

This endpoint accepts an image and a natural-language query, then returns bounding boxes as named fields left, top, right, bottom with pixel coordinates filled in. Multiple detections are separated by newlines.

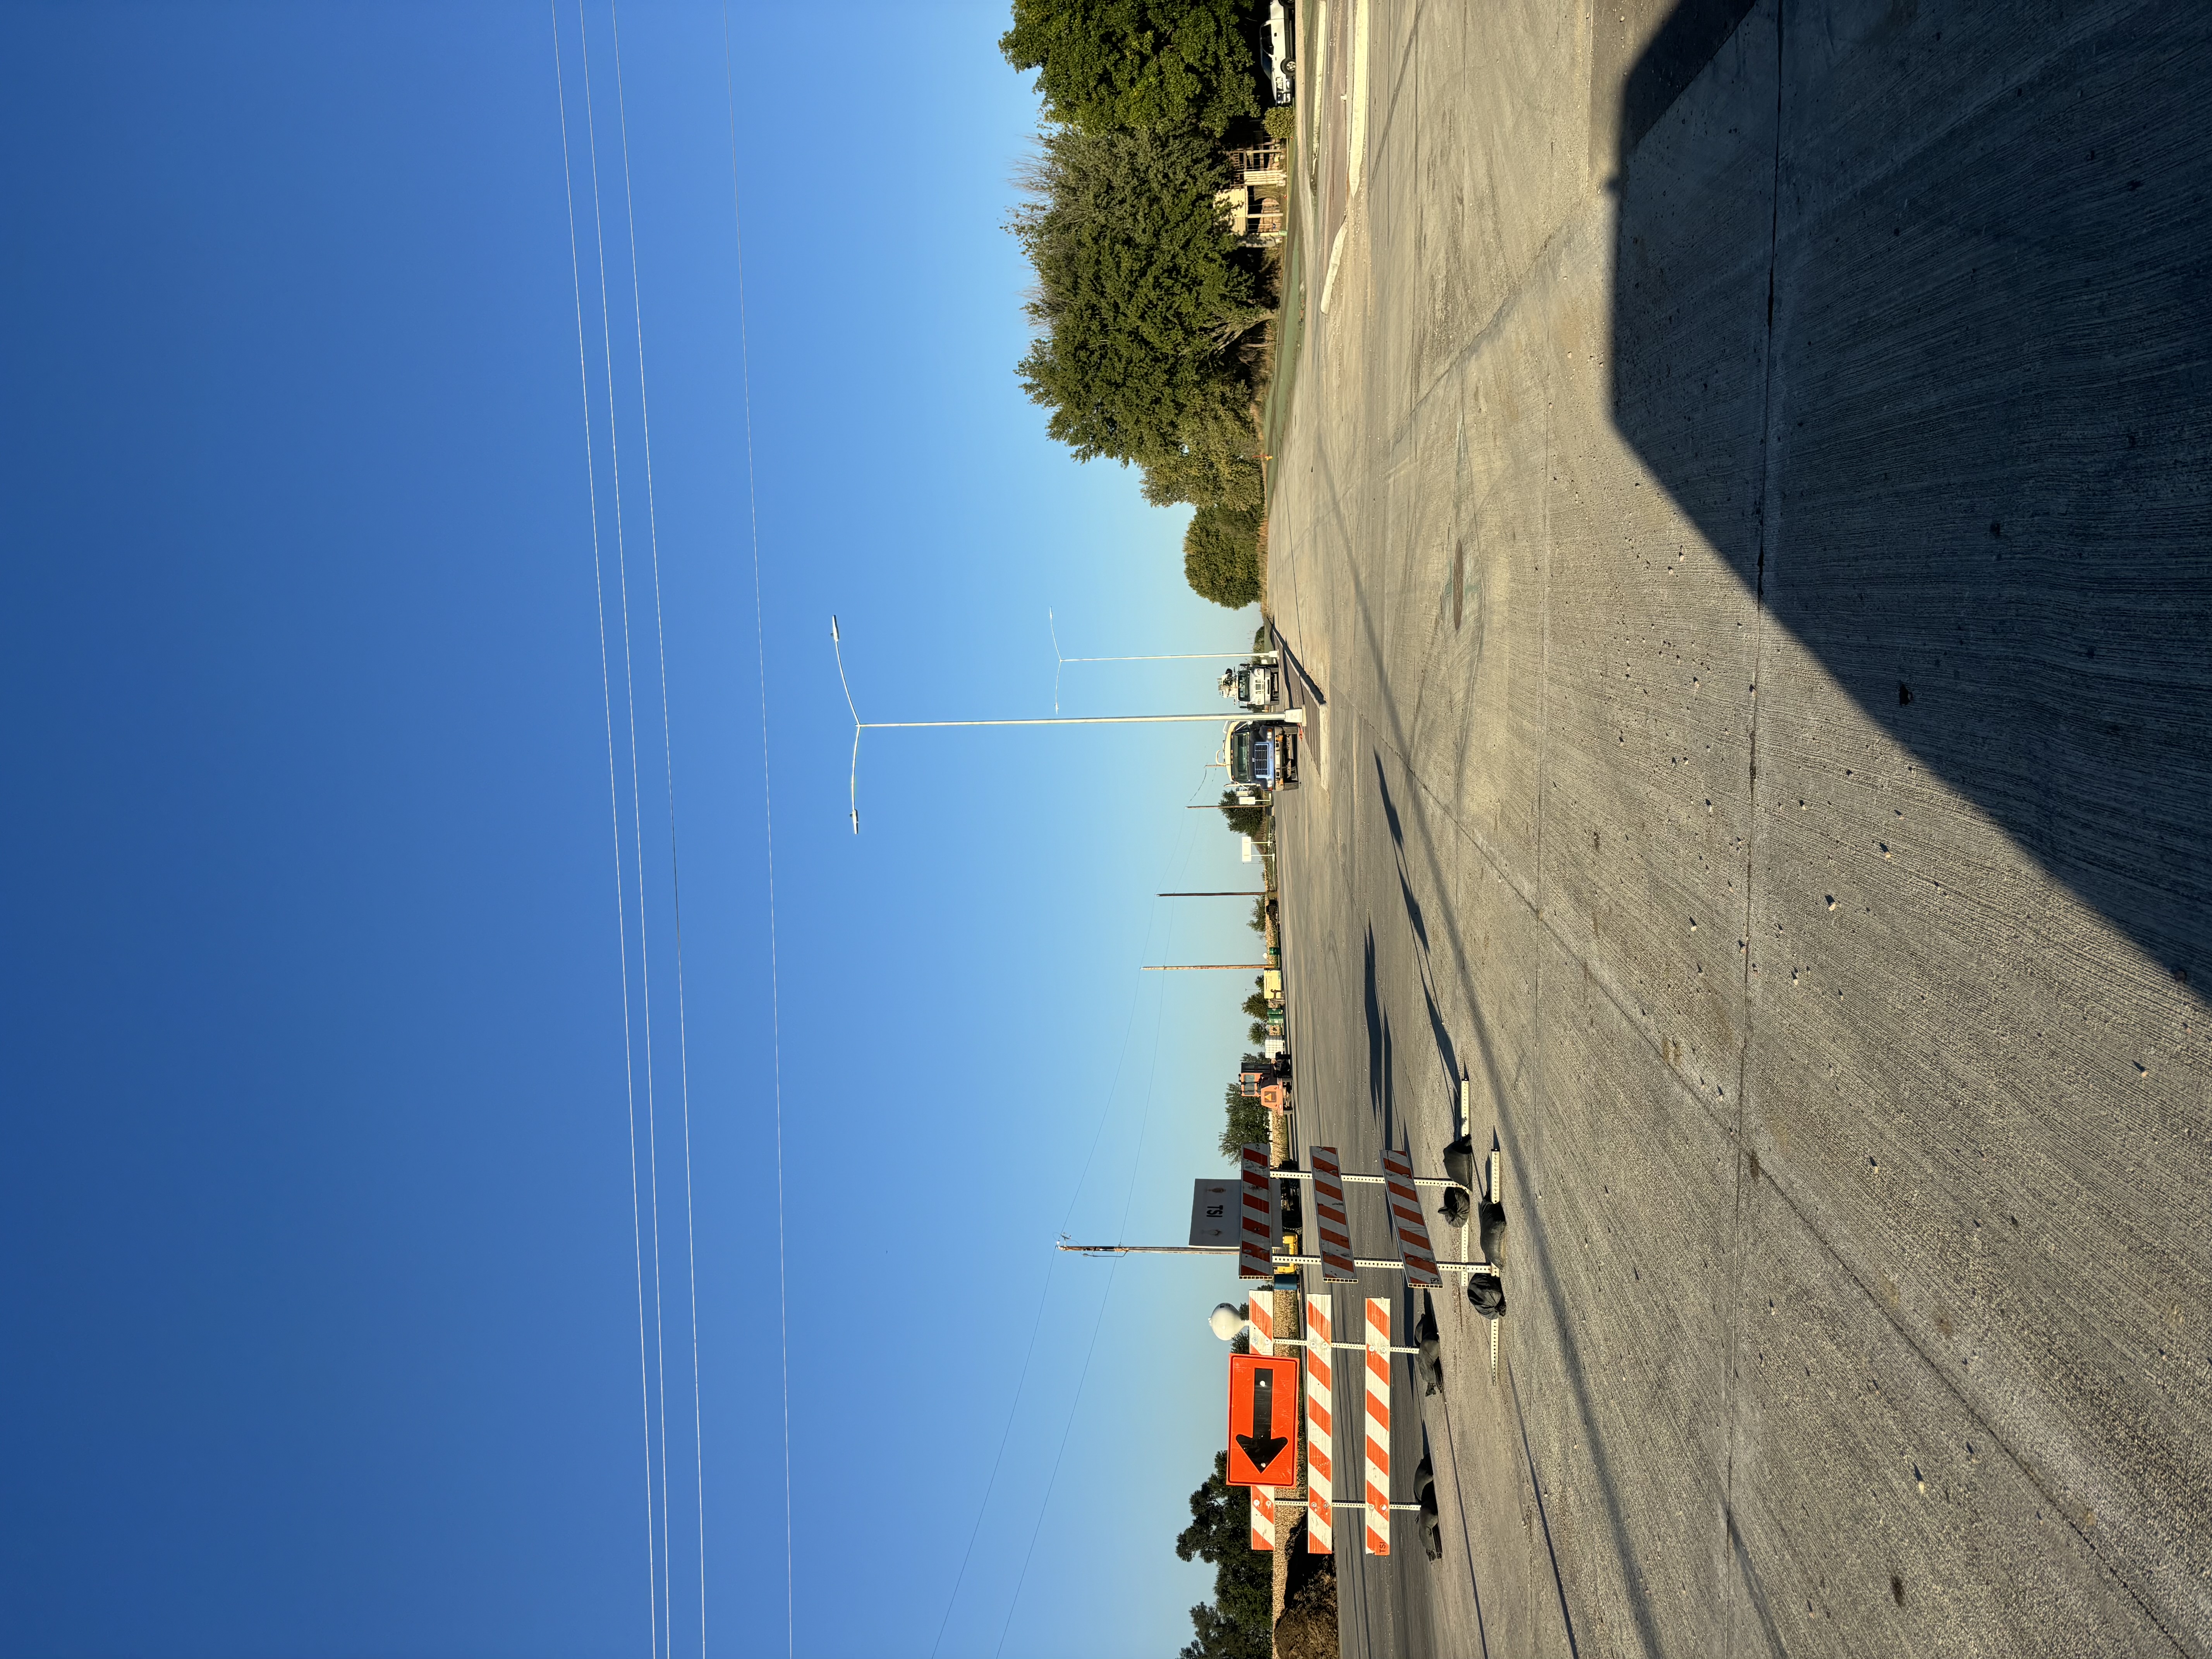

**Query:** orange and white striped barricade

left=1364, top=1297, right=1392, bottom=1555
left=1249, top=1291, right=1276, bottom=1551
left=1305, top=1146, right=1358, bottom=1282
left=1305, top=1290, right=1334, bottom=1553
left=1380, top=1148, right=1441, bottom=1288
left=1238, top=1144, right=1276, bottom=1281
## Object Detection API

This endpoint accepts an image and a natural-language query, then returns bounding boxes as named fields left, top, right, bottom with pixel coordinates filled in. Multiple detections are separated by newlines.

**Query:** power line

left=569, top=10, right=677, bottom=1646
left=548, top=7, right=659, bottom=1654
left=720, top=9, right=796, bottom=1657
left=606, top=5, right=708, bottom=1654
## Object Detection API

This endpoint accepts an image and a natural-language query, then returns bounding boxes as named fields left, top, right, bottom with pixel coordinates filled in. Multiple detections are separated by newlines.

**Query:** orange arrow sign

left=1226, top=1353, right=1301, bottom=1487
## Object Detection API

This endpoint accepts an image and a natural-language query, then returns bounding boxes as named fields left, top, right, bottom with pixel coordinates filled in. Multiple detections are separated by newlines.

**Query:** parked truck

left=1218, top=654, right=1283, bottom=713
left=1238, top=1051, right=1292, bottom=1113
left=1224, top=715, right=1299, bottom=792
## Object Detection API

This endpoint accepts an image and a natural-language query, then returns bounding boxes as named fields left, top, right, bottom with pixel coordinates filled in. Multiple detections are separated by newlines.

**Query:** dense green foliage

left=1218, top=789, right=1267, bottom=838
left=1219, top=1082, right=1271, bottom=1161
left=1011, top=125, right=1264, bottom=466
left=1176, top=1451, right=1275, bottom=1659
left=1185, top=505, right=1264, bottom=607
left=1002, top=0, right=1279, bottom=608
left=1001, top=0, right=1264, bottom=136
left=1139, top=403, right=1266, bottom=512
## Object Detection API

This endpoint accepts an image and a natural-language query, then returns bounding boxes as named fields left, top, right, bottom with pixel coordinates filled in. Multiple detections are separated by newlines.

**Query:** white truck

left=1266, top=2, right=1295, bottom=105
left=1218, top=654, right=1283, bottom=713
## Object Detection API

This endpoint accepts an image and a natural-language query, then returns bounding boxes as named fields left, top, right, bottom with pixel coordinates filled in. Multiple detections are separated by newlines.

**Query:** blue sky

left=0, top=4, right=1266, bottom=1656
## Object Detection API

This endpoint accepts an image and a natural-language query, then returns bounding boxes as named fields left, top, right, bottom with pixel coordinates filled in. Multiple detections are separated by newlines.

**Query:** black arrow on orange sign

left=1235, top=1365, right=1288, bottom=1473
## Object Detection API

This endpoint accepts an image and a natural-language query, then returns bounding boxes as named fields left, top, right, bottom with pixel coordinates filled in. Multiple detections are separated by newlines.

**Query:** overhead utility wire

left=549, top=7, right=659, bottom=1655
left=575, top=5, right=675, bottom=1649
left=606, top=6, right=709, bottom=1652
left=720, top=7, right=797, bottom=1657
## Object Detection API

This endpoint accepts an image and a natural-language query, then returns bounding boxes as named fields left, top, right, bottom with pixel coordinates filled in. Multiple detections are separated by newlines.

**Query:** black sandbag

left=1467, top=1274, right=1507, bottom=1320
left=1440, top=1134, right=1477, bottom=1189
left=1478, top=1200, right=1508, bottom=1265
left=1415, top=1306, right=1444, bottom=1396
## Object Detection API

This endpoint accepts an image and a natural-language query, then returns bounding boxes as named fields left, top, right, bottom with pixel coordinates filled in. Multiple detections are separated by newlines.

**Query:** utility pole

left=830, top=615, right=1298, bottom=831
left=1046, top=611, right=1269, bottom=711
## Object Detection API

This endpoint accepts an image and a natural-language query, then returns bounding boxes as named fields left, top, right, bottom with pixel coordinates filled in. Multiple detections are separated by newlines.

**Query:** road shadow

left=1376, top=753, right=1465, bottom=1097
left=1365, top=752, right=1673, bottom=1657
left=1364, top=924, right=1395, bottom=1144
left=1267, top=618, right=1327, bottom=707
left=1609, top=0, right=2212, bottom=982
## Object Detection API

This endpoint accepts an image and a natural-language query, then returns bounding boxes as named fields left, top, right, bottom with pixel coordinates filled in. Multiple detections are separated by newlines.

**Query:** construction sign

left=1249, top=1295, right=1278, bottom=1550
left=1363, top=1297, right=1392, bottom=1556
left=1237, top=1144, right=1278, bottom=1279
left=1305, top=1145, right=1358, bottom=1281
left=1225, top=1353, right=1302, bottom=1487
left=1381, top=1147, right=1441, bottom=1287
left=1304, top=1291, right=1334, bottom=1550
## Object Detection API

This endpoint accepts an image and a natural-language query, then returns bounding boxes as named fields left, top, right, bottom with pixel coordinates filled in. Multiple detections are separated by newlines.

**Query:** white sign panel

left=1190, top=1175, right=1276, bottom=1250
left=1190, top=1178, right=1235, bottom=1248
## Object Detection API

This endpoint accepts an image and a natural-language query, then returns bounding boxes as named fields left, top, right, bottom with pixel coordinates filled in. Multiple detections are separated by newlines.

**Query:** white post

left=1276, top=1167, right=1459, bottom=1189
left=1053, top=1242, right=1499, bottom=1276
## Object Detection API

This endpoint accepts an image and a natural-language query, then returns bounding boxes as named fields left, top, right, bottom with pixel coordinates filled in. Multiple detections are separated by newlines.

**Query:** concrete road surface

left=1267, top=1, right=2212, bottom=1655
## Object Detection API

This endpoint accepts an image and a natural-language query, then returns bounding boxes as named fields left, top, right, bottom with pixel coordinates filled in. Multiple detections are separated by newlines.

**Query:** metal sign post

left=1055, top=1242, right=1500, bottom=1278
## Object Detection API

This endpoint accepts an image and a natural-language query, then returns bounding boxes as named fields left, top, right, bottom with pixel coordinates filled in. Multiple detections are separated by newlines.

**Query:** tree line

left=1000, top=0, right=1290, bottom=610
left=1177, top=1450, right=1275, bottom=1657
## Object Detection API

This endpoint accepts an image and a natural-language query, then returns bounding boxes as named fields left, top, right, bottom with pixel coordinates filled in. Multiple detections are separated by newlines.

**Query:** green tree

left=1176, top=1451, right=1275, bottom=1659
left=1218, top=789, right=1266, bottom=837
left=1001, top=0, right=1265, bottom=137
left=1220, top=1082, right=1270, bottom=1159
left=1185, top=505, right=1262, bottom=607
left=1140, top=443, right=1264, bottom=513
left=1010, top=125, right=1266, bottom=465
left=1139, top=402, right=1266, bottom=511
